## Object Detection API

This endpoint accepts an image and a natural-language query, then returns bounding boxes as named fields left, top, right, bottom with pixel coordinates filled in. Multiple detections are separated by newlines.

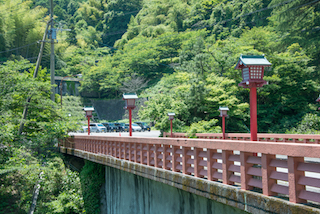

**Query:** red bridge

left=60, top=133, right=320, bottom=214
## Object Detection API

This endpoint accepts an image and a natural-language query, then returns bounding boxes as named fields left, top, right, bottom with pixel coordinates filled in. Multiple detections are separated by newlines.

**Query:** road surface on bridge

left=70, top=130, right=161, bottom=138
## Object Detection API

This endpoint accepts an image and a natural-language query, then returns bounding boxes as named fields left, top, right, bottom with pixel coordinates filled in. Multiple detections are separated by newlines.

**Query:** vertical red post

left=222, top=150, right=233, bottom=185
left=250, top=86, right=257, bottom=141
left=87, top=116, right=90, bottom=135
left=250, top=86, right=257, bottom=156
left=222, top=116, right=226, bottom=139
left=170, top=120, right=173, bottom=137
left=288, top=157, right=307, bottom=203
left=129, top=108, right=132, bottom=136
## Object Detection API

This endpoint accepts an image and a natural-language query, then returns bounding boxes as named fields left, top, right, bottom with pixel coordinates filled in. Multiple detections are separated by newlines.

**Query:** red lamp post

left=84, top=107, right=94, bottom=135
left=167, top=112, right=175, bottom=137
left=123, top=93, right=138, bottom=136
left=235, top=55, right=271, bottom=141
left=218, top=107, right=229, bottom=139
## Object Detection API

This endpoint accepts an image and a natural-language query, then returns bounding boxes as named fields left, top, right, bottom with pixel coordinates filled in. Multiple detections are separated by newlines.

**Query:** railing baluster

left=182, top=147, right=191, bottom=175
left=163, top=144, right=169, bottom=170
left=113, top=141, right=116, bottom=156
left=222, top=150, right=233, bottom=185
left=288, top=157, right=307, bottom=203
left=207, top=149, right=217, bottom=181
left=194, top=147, right=203, bottom=178
left=154, top=144, right=160, bottom=168
left=107, top=141, right=110, bottom=155
left=240, top=152, right=253, bottom=190
left=261, top=154, right=276, bottom=196
left=134, top=143, right=138, bottom=163
left=140, top=143, right=144, bottom=164
left=146, top=144, right=150, bottom=166
left=128, top=142, right=132, bottom=161
left=172, top=146, right=179, bottom=172
left=117, top=141, right=121, bottom=159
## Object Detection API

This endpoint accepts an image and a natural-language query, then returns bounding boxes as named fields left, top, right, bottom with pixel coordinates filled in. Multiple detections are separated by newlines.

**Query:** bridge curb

left=60, top=147, right=320, bottom=214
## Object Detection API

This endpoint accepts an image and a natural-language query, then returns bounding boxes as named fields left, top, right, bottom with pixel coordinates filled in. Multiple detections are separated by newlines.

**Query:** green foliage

left=80, top=161, right=105, bottom=214
left=287, top=113, right=320, bottom=134
left=258, top=43, right=320, bottom=132
left=187, top=119, right=221, bottom=136
left=0, top=0, right=48, bottom=63
left=37, top=157, right=84, bottom=214
left=0, top=59, right=85, bottom=213
left=0, top=148, right=84, bottom=214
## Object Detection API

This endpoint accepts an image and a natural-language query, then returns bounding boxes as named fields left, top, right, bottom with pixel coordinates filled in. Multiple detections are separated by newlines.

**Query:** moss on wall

left=80, top=161, right=105, bottom=214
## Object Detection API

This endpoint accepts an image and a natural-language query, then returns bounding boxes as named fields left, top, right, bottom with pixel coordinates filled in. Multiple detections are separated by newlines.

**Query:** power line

left=0, top=54, right=50, bottom=64
left=0, top=9, right=138, bottom=54
left=0, top=41, right=39, bottom=54
left=0, top=14, right=49, bottom=37
left=0, top=1, right=23, bottom=14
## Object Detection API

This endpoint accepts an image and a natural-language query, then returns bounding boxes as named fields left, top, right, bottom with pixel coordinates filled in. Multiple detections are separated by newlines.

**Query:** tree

left=258, top=43, right=320, bottom=132
left=269, top=0, right=320, bottom=66
left=120, top=73, right=149, bottom=93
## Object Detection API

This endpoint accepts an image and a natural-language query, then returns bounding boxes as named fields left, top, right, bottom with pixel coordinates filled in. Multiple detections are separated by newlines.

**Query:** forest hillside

left=1, top=0, right=319, bottom=134
left=0, top=0, right=320, bottom=213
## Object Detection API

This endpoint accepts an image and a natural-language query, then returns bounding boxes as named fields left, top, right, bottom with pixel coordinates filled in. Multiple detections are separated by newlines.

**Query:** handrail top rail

left=68, top=135, right=320, bottom=158
left=185, top=133, right=320, bottom=139
left=167, top=132, right=320, bottom=140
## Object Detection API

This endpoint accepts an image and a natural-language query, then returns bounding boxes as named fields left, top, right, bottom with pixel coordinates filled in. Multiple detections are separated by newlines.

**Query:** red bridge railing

left=61, top=135, right=320, bottom=205
left=163, top=132, right=320, bottom=144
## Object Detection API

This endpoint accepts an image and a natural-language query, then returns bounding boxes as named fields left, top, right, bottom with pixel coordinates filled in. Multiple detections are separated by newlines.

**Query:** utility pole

left=18, top=20, right=51, bottom=135
left=50, top=0, right=55, bottom=102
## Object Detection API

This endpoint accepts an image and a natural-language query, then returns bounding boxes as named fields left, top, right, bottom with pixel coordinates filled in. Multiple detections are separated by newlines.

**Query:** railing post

left=116, top=141, right=121, bottom=159
left=95, top=140, right=98, bottom=153
left=146, top=144, right=151, bottom=166
left=163, top=144, right=170, bottom=170
left=194, top=148, right=203, bottom=178
left=121, top=142, right=125, bottom=159
left=240, top=152, right=253, bottom=190
left=106, top=141, right=110, bottom=155
left=134, top=143, right=138, bottom=163
left=154, top=144, right=160, bottom=168
left=222, top=150, right=233, bottom=185
left=103, top=141, right=106, bottom=155
left=128, top=142, right=132, bottom=161
left=163, top=132, right=167, bottom=138
left=261, top=154, right=276, bottom=196
left=172, top=146, right=179, bottom=172
left=140, top=143, right=144, bottom=164
left=98, top=141, right=101, bottom=154
left=288, top=157, right=307, bottom=203
left=114, top=141, right=117, bottom=157
left=207, top=149, right=217, bottom=181
left=182, top=147, right=191, bottom=175
left=92, top=140, right=94, bottom=153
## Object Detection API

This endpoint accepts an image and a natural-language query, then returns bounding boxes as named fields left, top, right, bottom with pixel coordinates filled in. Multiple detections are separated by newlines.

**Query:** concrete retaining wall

left=88, top=98, right=147, bottom=121
left=102, top=165, right=247, bottom=214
